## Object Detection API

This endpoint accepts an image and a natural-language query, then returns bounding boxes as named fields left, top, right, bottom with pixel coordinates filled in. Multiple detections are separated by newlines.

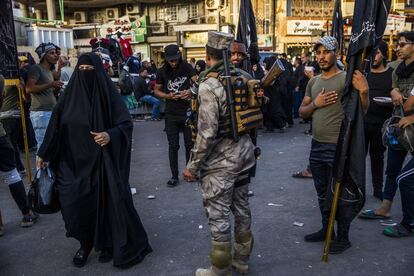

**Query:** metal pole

left=322, top=180, right=341, bottom=262
left=5, top=79, right=33, bottom=182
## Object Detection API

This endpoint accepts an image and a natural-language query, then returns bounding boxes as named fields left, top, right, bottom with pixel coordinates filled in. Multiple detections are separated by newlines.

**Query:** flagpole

left=322, top=180, right=341, bottom=262
left=4, top=79, right=32, bottom=182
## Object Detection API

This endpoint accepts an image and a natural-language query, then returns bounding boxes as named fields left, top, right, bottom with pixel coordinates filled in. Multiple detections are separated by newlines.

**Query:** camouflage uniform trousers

left=200, top=170, right=252, bottom=242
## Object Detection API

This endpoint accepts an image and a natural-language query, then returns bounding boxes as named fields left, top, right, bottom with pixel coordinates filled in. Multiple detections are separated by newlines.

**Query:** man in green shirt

left=299, top=36, right=369, bottom=253
left=26, top=43, right=62, bottom=151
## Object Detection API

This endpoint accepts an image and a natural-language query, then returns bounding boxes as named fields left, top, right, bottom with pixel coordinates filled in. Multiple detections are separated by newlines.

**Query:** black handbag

left=382, top=105, right=414, bottom=152
left=28, top=168, right=61, bottom=214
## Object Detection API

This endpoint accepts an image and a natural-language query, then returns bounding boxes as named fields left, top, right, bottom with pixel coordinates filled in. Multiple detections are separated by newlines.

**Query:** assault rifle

left=222, top=48, right=239, bottom=142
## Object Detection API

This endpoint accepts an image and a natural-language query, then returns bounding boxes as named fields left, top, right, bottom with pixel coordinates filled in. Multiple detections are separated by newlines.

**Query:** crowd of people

left=1, top=28, right=414, bottom=275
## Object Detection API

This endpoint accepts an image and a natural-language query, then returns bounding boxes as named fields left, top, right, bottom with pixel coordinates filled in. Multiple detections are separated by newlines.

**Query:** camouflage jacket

left=186, top=75, right=255, bottom=175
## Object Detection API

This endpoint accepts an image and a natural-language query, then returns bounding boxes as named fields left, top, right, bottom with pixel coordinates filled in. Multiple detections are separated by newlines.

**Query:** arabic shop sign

left=287, top=20, right=326, bottom=36
left=384, top=14, right=405, bottom=35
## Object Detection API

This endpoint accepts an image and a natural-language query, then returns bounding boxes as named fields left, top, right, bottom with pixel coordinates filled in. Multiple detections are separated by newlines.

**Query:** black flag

left=331, top=0, right=345, bottom=59
left=236, top=0, right=260, bottom=75
left=329, top=0, right=391, bottom=223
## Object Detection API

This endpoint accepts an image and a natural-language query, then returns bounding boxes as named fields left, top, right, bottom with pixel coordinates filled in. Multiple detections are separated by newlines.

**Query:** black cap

left=164, top=44, right=181, bottom=61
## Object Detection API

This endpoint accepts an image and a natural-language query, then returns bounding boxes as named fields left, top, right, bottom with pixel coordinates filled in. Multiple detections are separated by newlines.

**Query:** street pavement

left=0, top=119, right=413, bottom=276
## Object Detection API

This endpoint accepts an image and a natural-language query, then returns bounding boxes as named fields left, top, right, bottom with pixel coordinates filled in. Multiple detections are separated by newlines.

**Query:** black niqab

left=38, top=52, right=152, bottom=268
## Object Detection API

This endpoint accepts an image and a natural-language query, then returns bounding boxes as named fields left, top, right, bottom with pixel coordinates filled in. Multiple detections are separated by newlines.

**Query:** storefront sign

left=287, top=20, right=326, bottom=36
left=183, top=32, right=208, bottom=48
left=385, top=14, right=406, bottom=35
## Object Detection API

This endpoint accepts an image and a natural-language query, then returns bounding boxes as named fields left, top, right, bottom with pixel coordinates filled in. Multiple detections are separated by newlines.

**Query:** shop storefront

left=174, top=24, right=217, bottom=62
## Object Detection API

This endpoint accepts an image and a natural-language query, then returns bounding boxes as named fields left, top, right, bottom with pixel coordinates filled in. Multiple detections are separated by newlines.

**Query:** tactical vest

left=190, top=70, right=263, bottom=141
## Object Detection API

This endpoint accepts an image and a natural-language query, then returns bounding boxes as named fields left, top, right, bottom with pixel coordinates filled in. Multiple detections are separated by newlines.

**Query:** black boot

left=329, top=221, right=351, bottom=254
left=73, top=245, right=93, bottom=267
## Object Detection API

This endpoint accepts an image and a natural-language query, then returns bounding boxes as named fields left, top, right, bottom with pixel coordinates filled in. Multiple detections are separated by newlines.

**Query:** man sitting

left=134, top=68, right=160, bottom=120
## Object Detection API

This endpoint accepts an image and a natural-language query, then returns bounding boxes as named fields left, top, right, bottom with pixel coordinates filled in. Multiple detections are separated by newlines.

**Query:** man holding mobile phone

left=154, top=44, right=197, bottom=187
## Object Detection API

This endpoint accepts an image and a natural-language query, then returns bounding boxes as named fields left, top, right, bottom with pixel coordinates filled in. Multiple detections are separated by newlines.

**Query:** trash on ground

left=147, top=195, right=156, bottom=199
left=198, top=225, right=203, bottom=229
left=268, top=203, right=283, bottom=207
left=293, top=221, right=304, bottom=227
left=248, top=190, right=254, bottom=197
left=130, top=188, right=137, bottom=195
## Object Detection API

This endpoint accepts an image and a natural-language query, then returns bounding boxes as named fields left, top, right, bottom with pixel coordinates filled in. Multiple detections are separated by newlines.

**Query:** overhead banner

left=0, top=0, right=19, bottom=79
left=287, top=20, right=326, bottom=36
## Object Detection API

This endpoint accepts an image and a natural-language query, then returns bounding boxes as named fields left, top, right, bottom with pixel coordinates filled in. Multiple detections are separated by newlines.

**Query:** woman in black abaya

left=37, top=53, right=152, bottom=268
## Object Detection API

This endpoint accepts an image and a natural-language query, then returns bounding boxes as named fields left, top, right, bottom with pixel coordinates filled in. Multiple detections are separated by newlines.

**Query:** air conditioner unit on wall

left=205, top=0, right=220, bottom=10
left=206, top=15, right=217, bottom=24
left=126, top=3, right=140, bottom=15
left=74, top=11, right=87, bottom=23
left=91, top=11, right=104, bottom=23
left=106, top=8, right=119, bottom=20
left=151, top=21, right=166, bottom=34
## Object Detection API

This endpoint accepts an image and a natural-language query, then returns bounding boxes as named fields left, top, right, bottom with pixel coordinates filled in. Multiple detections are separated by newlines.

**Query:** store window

left=158, top=4, right=199, bottom=22
left=407, top=0, right=414, bottom=8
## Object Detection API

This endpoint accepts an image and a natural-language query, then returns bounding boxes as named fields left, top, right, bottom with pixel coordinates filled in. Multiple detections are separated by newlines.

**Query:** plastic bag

left=28, top=168, right=60, bottom=214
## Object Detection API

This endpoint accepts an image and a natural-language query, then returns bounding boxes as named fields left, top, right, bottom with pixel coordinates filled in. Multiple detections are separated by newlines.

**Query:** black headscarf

left=38, top=52, right=151, bottom=268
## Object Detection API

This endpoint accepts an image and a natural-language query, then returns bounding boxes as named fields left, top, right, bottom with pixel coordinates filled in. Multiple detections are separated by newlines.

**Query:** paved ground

left=0, top=119, right=413, bottom=276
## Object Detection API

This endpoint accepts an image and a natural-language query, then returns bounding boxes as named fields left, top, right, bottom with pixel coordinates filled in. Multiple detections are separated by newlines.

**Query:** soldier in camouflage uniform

left=183, top=31, right=256, bottom=276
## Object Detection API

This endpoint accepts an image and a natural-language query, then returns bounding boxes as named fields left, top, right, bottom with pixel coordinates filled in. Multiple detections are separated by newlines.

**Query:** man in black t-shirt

left=154, top=44, right=197, bottom=187
left=363, top=41, right=393, bottom=200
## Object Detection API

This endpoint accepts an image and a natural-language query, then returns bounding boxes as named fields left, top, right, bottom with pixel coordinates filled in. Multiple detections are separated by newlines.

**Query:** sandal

left=383, top=224, right=412, bottom=238
left=358, top=209, right=390, bottom=219
left=292, top=171, right=312, bottom=179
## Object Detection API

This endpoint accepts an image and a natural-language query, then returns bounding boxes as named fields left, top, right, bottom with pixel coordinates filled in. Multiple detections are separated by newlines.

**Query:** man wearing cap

left=154, top=44, right=197, bottom=187
left=26, top=43, right=63, bottom=151
left=183, top=31, right=256, bottom=276
left=299, top=36, right=369, bottom=253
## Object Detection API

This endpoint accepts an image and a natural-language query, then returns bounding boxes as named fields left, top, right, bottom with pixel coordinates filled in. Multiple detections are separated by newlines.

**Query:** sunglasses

left=397, top=41, right=414, bottom=48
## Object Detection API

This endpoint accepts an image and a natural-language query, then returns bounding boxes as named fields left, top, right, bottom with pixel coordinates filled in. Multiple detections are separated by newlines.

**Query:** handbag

left=28, top=167, right=61, bottom=214
left=382, top=105, right=414, bottom=152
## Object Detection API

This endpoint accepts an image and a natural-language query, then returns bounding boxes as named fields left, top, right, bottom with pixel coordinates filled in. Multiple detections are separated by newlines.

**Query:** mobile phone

left=305, top=66, right=315, bottom=71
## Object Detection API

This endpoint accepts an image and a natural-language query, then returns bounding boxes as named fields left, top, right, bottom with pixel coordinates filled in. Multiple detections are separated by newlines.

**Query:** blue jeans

left=309, top=139, right=337, bottom=228
left=397, top=156, right=414, bottom=228
left=141, top=95, right=160, bottom=119
left=383, top=147, right=408, bottom=201
left=30, top=111, right=52, bottom=150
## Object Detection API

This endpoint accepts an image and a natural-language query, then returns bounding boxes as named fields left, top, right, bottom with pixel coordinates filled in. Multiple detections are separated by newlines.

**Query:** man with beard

left=155, top=45, right=197, bottom=187
left=26, top=43, right=63, bottom=151
left=299, top=36, right=369, bottom=253
left=360, top=31, right=414, bottom=220
left=357, top=41, right=393, bottom=205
